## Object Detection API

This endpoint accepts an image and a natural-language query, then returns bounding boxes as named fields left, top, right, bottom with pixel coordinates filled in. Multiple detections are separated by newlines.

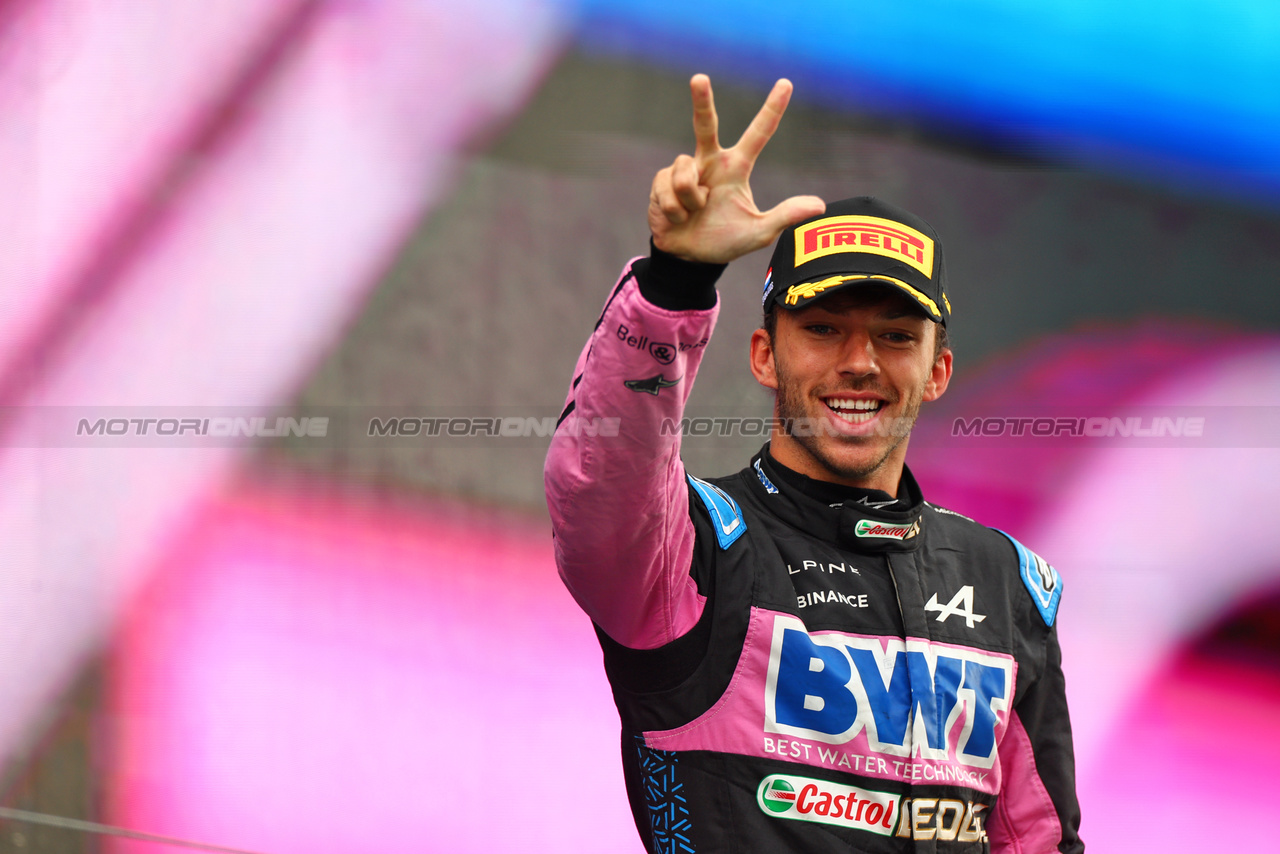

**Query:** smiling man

left=545, top=75, right=1083, bottom=853
left=750, top=197, right=953, bottom=496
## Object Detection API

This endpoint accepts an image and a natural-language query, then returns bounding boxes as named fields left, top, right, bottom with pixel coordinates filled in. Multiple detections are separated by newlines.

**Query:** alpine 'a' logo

left=756, top=773, right=899, bottom=836
left=924, top=585, right=986, bottom=628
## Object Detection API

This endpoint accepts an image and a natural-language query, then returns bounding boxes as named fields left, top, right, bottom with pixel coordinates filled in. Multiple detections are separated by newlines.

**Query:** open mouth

left=824, top=397, right=883, bottom=425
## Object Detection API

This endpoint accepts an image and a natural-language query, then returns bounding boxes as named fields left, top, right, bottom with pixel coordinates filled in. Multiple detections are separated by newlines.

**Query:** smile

left=824, top=398, right=883, bottom=424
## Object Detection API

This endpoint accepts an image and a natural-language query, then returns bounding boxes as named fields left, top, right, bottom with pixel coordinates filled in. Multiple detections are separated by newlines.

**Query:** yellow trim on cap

left=783, top=274, right=942, bottom=319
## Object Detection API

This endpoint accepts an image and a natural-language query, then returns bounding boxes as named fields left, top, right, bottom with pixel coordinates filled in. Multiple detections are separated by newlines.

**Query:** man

left=545, top=74, right=1083, bottom=853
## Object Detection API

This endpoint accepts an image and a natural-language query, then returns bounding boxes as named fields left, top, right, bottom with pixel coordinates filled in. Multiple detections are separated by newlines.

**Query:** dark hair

left=763, top=304, right=779, bottom=343
left=761, top=305, right=950, bottom=361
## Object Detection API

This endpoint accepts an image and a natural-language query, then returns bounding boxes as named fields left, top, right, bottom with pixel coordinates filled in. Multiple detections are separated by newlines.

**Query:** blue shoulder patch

left=996, top=530, right=1062, bottom=627
left=688, top=475, right=747, bottom=550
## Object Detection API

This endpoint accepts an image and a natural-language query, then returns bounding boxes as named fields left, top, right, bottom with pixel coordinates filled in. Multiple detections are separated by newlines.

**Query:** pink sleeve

left=544, top=260, right=718, bottom=650
left=988, top=712, right=1065, bottom=853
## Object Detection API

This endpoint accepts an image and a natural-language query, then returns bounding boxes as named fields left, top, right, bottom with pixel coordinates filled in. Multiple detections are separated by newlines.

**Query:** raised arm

left=544, top=75, right=823, bottom=650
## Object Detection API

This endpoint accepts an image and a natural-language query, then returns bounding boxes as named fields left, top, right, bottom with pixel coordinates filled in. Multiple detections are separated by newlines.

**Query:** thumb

left=758, top=194, right=826, bottom=242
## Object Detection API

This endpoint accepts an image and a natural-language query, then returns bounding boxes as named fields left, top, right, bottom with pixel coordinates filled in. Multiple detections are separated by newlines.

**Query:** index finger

left=734, top=78, right=793, bottom=163
left=690, top=74, right=720, bottom=157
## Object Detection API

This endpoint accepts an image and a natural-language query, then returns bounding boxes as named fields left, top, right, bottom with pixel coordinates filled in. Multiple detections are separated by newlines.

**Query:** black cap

left=761, top=196, right=950, bottom=326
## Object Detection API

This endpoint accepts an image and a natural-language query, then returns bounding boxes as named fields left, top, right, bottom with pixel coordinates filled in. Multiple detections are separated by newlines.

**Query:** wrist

left=651, top=232, right=703, bottom=263
left=634, top=239, right=724, bottom=311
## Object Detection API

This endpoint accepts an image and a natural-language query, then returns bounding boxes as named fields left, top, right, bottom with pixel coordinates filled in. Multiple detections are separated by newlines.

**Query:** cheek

left=776, top=341, right=832, bottom=377
left=775, top=357, right=824, bottom=396
left=884, top=355, right=933, bottom=395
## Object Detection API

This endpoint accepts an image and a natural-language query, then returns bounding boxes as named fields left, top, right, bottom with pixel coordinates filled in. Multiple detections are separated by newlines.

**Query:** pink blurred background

left=1, top=1, right=1278, bottom=852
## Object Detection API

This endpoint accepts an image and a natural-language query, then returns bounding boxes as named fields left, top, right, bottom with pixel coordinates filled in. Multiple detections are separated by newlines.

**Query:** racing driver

left=545, top=74, right=1083, bottom=853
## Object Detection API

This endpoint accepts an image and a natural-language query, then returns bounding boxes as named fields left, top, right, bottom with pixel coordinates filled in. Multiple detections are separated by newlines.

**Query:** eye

left=881, top=331, right=914, bottom=344
left=804, top=323, right=837, bottom=336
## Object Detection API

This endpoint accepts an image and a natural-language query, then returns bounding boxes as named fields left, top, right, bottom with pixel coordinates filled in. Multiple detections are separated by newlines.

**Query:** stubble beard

left=773, top=361, right=926, bottom=484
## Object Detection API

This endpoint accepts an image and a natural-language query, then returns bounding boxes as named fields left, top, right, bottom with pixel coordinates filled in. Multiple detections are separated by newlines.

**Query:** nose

left=836, top=329, right=879, bottom=378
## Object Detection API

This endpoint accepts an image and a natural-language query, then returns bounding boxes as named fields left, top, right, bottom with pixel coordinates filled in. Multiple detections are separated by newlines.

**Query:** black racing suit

left=545, top=249, right=1083, bottom=852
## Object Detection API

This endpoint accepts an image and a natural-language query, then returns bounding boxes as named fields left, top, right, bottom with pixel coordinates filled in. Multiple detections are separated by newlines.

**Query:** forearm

left=544, top=248, right=723, bottom=649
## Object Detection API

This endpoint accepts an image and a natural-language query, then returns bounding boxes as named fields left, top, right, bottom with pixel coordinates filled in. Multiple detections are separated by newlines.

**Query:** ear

left=922, top=342, right=952, bottom=402
left=750, top=327, right=778, bottom=390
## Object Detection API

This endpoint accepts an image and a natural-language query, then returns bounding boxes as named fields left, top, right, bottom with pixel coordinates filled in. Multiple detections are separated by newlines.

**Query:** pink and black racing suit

left=545, top=249, right=1083, bottom=853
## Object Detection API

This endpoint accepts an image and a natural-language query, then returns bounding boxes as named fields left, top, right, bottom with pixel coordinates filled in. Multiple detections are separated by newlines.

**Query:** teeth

left=827, top=399, right=881, bottom=411
left=831, top=408, right=876, bottom=424
left=826, top=399, right=881, bottom=425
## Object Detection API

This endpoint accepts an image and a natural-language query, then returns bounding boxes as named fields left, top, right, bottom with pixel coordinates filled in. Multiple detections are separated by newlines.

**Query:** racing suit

left=545, top=249, right=1083, bottom=853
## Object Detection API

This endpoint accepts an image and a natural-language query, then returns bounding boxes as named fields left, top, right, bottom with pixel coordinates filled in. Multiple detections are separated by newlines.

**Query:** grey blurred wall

left=275, top=52, right=1280, bottom=510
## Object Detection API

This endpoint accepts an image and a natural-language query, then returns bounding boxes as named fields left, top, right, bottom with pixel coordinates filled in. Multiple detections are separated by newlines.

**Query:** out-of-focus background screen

left=2, top=1, right=1278, bottom=851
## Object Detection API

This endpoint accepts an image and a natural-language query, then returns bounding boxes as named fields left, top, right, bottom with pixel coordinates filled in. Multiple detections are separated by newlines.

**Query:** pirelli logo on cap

left=794, top=216, right=934, bottom=278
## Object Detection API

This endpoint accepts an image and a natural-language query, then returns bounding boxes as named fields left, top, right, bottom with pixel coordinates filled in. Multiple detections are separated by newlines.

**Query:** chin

left=803, top=439, right=896, bottom=483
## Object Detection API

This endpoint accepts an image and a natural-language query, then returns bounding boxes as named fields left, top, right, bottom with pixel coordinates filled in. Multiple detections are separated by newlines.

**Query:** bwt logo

left=764, top=617, right=1012, bottom=768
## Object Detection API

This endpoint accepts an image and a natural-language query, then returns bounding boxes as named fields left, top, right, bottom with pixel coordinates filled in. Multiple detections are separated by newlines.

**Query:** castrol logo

left=853, top=519, right=920, bottom=540
left=756, top=773, right=900, bottom=836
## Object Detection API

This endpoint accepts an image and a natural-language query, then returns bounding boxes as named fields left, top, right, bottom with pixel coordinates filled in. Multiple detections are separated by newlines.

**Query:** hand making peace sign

left=648, top=75, right=826, bottom=266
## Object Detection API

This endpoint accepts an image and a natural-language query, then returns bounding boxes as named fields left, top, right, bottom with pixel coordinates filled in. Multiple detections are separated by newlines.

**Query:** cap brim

left=777, top=274, right=945, bottom=323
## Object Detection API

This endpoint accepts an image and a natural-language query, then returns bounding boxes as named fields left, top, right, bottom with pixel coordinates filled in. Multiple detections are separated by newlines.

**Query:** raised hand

left=648, top=74, right=825, bottom=265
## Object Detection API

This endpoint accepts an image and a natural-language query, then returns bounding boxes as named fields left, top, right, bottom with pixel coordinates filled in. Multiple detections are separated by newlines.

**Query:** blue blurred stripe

left=573, top=0, right=1280, bottom=198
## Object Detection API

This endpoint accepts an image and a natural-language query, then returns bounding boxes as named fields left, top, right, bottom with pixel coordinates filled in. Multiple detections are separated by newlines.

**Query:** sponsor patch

left=648, top=342, right=676, bottom=364
left=996, top=531, right=1061, bottom=627
left=793, top=215, right=935, bottom=278
left=924, top=585, right=986, bottom=628
left=688, top=475, right=747, bottom=550
left=615, top=324, right=679, bottom=365
left=760, top=776, right=797, bottom=813
left=624, top=374, right=680, bottom=396
left=764, top=615, right=1013, bottom=769
left=894, top=798, right=989, bottom=843
left=853, top=519, right=920, bottom=540
left=756, top=774, right=899, bottom=836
